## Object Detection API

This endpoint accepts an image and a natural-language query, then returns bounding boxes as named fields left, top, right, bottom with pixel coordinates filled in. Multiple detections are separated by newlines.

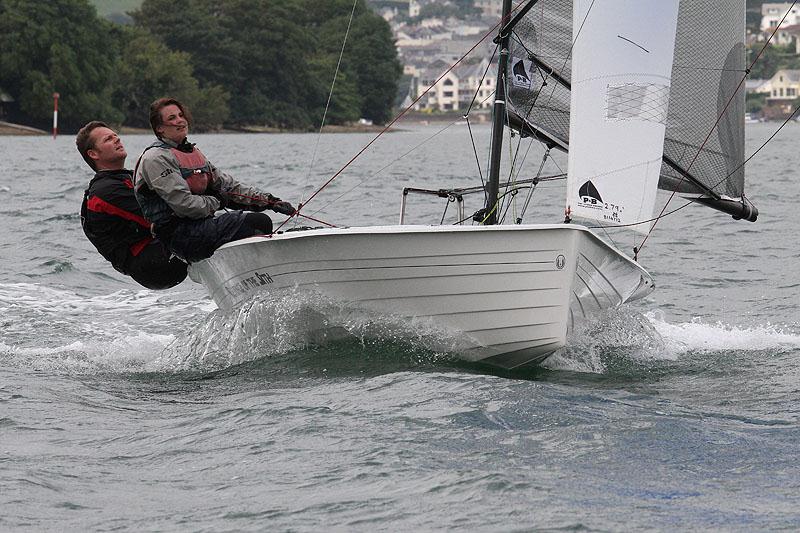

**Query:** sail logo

left=578, top=180, right=603, bottom=210
left=511, top=58, right=532, bottom=90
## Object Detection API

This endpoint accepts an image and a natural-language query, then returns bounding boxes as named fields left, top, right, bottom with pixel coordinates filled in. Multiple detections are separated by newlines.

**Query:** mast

left=484, top=0, right=513, bottom=225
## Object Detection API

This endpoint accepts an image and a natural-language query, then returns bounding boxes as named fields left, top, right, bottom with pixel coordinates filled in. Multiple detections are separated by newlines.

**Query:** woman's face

left=157, top=104, right=189, bottom=143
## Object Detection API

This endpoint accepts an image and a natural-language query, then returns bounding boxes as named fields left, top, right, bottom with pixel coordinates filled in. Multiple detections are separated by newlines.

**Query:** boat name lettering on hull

left=226, top=271, right=274, bottom=297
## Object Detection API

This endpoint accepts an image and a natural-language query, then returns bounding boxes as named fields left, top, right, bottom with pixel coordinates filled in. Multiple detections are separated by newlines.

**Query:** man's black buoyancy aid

left=80, top=169, right=153, bottom=273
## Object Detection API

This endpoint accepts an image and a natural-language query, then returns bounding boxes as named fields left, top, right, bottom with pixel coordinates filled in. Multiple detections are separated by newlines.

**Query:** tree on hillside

left=133, top=0, right=401, bottom=127
left=108, top=26, right=229, bottom=130
left=133, top=0, right=317, bottom=128
left=297, top=0, right=402, bottom=124
left=346, top=7, right=402, bottom=124
left=747, top=43, right=800, bottom=79
left=0, top=0, right=122, bottom=129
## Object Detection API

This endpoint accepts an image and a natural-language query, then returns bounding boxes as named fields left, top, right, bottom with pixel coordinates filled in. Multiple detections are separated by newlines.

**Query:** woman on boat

left=134, top=97, right=295, bottom=263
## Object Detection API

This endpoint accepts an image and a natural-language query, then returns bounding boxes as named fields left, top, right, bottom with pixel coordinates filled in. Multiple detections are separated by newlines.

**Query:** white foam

left=0, top=333, right=175, bottom=373
left=544, top=310, right=800, bottom=374
left=646, top=312, right=800, bottom=355
left=0, top=282, right=210, bottom=373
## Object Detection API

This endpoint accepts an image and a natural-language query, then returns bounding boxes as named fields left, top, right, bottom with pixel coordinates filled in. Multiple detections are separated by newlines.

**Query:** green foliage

left=0, top=0, right=123, bottom=129
left=108, top=26, right=229, bottom=130
left=747, top=43, right=800, bottom=79
left=746, top=92, right=766, bottom=113
left=133, top=0, right=401, bottom=126
left=1, top=0, right=400, bottom=130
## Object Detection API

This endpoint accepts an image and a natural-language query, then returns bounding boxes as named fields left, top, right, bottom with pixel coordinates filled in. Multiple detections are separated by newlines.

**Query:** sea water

left=1, top=121, right=798, bottom=530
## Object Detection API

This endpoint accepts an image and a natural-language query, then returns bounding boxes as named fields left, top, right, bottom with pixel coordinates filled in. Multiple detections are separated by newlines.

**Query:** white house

left=761, top=2, right=800, bottom=33
left=413, top=58, right=495, bottom=111
left=756, top=69, right=800, bottom=115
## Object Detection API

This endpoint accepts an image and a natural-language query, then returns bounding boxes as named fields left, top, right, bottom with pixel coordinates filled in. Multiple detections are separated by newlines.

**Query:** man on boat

left=77, top=121, right=188, bottom=289
left=134, top=97, right=295, bottom=263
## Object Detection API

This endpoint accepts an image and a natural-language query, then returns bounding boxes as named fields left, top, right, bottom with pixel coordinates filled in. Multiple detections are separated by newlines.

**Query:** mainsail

left=504, top=0, right=758, bottom=223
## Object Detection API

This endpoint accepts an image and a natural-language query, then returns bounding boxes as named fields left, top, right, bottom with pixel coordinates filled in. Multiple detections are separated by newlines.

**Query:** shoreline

left=0, top=112, right=493, bottom=137
left=0, top=121, right=49, bottom=136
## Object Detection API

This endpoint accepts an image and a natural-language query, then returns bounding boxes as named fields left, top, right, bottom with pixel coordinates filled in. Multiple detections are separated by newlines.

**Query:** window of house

left=443, top=91, right=454, bottom=97
left=444, top=79, right=454, bottom=86
left=780, top=87, right=785, bottom=96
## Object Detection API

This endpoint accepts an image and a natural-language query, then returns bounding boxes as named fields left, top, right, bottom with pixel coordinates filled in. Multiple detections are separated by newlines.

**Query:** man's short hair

left=149, top=97, right=192, bottom=138
left=76, top=120, right=109, bottom=171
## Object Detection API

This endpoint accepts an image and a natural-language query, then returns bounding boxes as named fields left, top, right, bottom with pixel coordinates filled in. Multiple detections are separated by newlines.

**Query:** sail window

left=606, top=83, right=670, bottom=124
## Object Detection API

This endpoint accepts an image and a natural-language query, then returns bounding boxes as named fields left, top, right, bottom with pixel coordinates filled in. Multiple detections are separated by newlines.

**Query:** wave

left=544, top=309, right=800, bottom=374
left=3, top=281, right=798, bottom=376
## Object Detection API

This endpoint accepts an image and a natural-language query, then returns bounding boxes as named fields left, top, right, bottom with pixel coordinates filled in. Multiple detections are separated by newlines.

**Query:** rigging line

left=464, top=42, right=500, bottom=118
left=464, top=44, right=500, bottom=202
left=588, top=201, right=692, bottom=230
left=309, top=90, right=500, bottom=217
left=223, top=191, right=338, bottom=228
left=502, top=60, right=558, bottom=220
left=589, top=101, right=799, bottom=232
left=465, top=117, right=487, bottom=202
left=499, top=188, right=519, bottom=223
left=276, top=0, right=530, bottom=234
left=307, top=118, right=462, bottom=217
left=715, top=102, right=800, bottom=188
left=439, top=197, right=451, bottom=225
left=582, top=101, right=798, bottom=232
left=299, top=0, right=359, bottom=207
left=636, top=0, right=797, bottom=255
left=492, top=71, right=522, bottom=223
left=532, top=0, right=597, bottom=128
left=297, top=213, right=338, bottom=228
left=518, top=146, right=550, bottom=223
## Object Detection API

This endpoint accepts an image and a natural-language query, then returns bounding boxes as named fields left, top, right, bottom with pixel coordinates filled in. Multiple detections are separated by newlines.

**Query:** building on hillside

left=746, top=78, right=769, bottom=94
left=412, top=57, right=496, bottom=111
left=409, top=0, right=420, bottom=18
left=474, top=0, right=502, bottom=19
left=769, top=23, right=800, bottom=52
left=395, top=25, right=453, bottom=47
left=755, top=69, right=800, bottom=116
left=761, top=3, right=800, bottom=33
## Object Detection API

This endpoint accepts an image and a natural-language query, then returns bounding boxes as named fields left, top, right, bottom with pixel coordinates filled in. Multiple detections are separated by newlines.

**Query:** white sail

left=566, top=0, right=679, bottom=233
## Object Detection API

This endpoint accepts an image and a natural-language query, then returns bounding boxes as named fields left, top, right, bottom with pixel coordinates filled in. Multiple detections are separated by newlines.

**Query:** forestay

left=566, top=0, right=679, bottom=231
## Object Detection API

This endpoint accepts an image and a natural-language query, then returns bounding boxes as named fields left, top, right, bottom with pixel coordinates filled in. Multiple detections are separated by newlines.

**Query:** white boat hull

left=188, top=224, right=653, bottom=369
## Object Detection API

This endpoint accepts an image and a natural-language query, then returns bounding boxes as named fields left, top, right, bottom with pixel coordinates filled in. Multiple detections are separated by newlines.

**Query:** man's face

left=157, top=104, right=189, bottom=143
left=88, top=127, right=127, bottom=170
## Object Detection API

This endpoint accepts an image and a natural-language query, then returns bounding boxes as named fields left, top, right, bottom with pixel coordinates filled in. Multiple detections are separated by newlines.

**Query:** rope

left=298, top=0, right=359, bottom=215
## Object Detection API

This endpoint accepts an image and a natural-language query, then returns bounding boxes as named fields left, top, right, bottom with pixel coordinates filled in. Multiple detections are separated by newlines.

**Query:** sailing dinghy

left=188, top=0, right=757, bottom=369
